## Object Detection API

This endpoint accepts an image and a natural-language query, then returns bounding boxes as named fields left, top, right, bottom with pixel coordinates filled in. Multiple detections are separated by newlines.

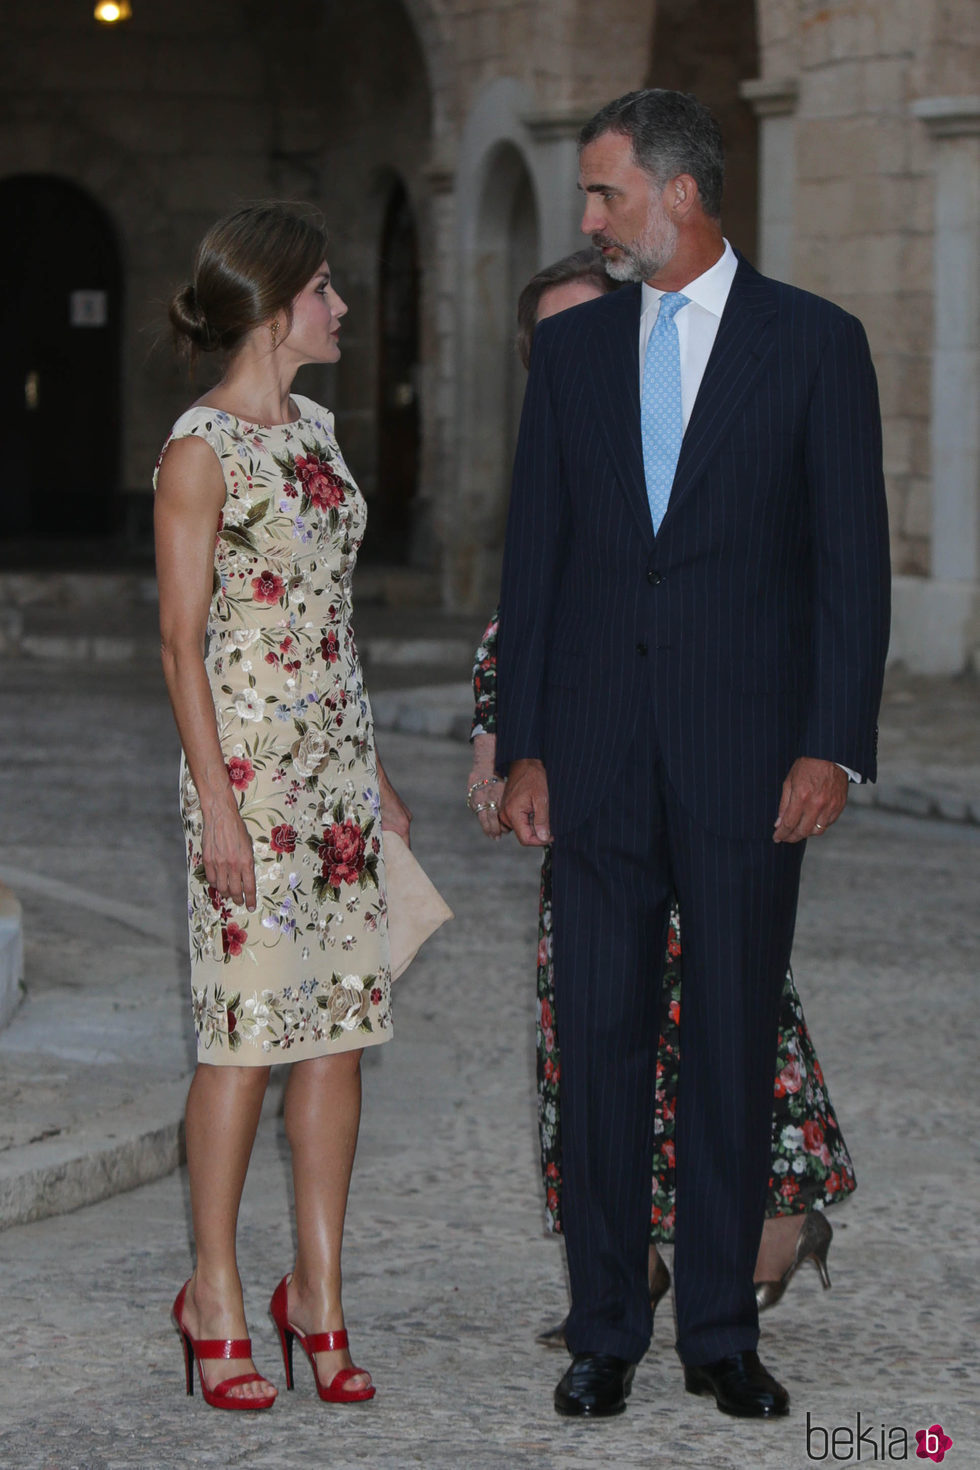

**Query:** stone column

left=905, top=97, right=980, bottom=671
left=523, top=112, right=591, bottom=261
left=738, top=78, right=799, bottom=283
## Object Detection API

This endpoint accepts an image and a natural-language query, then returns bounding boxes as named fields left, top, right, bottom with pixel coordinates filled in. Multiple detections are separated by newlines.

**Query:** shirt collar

left=641, top=237, right=738, bottom=318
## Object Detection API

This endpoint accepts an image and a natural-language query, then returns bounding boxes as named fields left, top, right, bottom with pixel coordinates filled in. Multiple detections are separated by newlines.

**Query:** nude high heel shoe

left=755, top=1212, right=833, bottom=1311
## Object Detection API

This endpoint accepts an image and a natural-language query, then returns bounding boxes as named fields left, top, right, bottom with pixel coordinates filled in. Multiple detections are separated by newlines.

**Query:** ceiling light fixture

left=94, top=1, right=132, bottom=24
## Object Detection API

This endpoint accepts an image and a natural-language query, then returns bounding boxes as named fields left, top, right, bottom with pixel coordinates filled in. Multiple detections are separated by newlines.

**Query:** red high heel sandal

left=270, top=1275, right=376, bottom=1403
left=172, top=1281, right=277, bottom=1411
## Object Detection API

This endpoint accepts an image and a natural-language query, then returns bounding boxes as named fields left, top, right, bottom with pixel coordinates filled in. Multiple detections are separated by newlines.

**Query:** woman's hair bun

left=169, top=282, right=219, bottom=354
left=168, top=204, right=329, bottom=367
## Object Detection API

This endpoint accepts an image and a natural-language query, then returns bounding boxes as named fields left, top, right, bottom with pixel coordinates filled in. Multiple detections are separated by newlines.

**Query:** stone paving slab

left=0, top=735, right=976, bottom=1467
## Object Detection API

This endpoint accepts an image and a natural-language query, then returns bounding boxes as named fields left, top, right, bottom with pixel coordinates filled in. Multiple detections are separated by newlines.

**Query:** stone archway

left=372, top=176, right=423, bottom=564
left=0, top=174, right=122, bottom=551
left=453, top=137, right=541, bottom=610
left=310, top=0, right=434, bottom=568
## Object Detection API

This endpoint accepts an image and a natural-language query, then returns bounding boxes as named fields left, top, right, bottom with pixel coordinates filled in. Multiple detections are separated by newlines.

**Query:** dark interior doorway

left=0, top=175, right=122, bottom=545
left=373, top=179, right=421, bottom=563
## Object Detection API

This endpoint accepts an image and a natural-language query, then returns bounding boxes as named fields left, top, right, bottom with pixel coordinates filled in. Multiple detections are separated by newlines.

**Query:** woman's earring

left=270, top=320, right=280, bottom=349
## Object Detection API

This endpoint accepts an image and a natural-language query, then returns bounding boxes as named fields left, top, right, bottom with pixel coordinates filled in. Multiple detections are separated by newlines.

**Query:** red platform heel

left=270, top=1274, right=376, bottom=1403
left=172, top=1281, right=277, bottom=1411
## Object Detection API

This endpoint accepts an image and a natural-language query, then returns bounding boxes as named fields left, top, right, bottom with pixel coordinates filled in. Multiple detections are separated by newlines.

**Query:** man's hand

left=499, top=758, right=552, bottom=846
left=773, top=757, right=848, bottom=843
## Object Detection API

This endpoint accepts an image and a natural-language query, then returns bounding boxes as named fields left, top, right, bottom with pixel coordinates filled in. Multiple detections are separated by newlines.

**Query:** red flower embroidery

left=226, top=756, right=255, bottom=791
left=270, top=824, right=297, bottom=855
left=370, top=987, right=382, bottom=1005
left=320, top=631, right=340, bottom=664
left=251, top=569, right=285, bottom=604
left=295, top=454, right=346, bottom=511
left=222, top=921, right=248, bottom=957
left=317, top=819, right=366, bottom=887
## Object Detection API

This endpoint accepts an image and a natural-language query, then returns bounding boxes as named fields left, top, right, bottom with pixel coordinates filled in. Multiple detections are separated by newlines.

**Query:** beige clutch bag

left=383, top=831, right=454, bottom=980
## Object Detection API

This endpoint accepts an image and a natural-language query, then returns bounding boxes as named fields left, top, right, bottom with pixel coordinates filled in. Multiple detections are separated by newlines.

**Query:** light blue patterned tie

left=641, top=292, right=689, bottom=534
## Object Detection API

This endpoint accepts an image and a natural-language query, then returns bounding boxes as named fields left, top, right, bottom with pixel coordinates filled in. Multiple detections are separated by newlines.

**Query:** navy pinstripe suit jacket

left=496, top=256, right=891, bottom=840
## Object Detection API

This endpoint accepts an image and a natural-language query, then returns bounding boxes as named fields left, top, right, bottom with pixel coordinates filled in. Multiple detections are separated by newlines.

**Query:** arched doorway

left=373, top=178, right=421, bottom=563
left=0, top=176, right=122, bottom=546
left=458, top=141, right=539, bottom=605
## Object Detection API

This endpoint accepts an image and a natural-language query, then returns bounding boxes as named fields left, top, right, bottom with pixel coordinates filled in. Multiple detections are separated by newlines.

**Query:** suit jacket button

left=646, top=570, right=664, bottom=586
left=636, top=641, right=648, bottom=656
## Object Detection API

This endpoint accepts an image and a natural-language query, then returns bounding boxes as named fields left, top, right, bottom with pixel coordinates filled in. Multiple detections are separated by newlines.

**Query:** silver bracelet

left=467, top=775, right=501, bottom=813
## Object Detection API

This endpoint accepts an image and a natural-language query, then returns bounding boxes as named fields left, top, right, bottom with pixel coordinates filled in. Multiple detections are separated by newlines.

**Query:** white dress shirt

left=638, top=239, right=861, bottom=786
left=639, top=238, right=738, bottom=428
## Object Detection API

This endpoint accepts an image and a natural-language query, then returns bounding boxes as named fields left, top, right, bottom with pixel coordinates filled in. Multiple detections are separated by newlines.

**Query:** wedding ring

left=814, top=823, right=824, bottom=830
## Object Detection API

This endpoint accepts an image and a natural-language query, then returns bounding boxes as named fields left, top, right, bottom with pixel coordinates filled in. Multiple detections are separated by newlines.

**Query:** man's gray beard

left=600, top=212, right=679, bottom=283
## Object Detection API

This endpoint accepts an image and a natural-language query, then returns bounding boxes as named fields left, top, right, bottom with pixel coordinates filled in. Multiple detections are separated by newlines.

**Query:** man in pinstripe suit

left=496, top=90, right=890, bottom=1419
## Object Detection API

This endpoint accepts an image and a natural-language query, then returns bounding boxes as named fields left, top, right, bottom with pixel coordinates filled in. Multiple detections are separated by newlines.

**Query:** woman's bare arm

left=155, top=436, right=256, bottom=910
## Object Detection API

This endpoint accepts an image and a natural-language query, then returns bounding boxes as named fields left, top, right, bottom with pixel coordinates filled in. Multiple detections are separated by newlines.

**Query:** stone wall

left=1, top=0, right=976, bottom=666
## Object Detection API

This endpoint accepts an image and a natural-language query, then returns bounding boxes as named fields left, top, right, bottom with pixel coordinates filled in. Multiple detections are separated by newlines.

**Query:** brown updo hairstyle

left=515, top=248, right=618, bottom=369
left=169, top=203, right=329, bottom=363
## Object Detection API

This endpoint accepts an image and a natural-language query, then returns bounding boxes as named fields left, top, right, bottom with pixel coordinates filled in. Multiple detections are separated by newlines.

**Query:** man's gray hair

left=579, top=89, right=725, bottom=219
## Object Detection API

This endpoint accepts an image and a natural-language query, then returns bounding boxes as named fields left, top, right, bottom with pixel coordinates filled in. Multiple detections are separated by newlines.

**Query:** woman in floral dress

left=156, top=205, right=410, bottom=1409
left=470, top=609, right=856, bottom=1334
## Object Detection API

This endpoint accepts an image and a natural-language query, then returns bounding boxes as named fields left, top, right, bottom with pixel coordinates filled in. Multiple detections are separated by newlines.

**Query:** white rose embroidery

left=291, top=728, right=331, bottom=777
left=234, top=688, right=265, bottom=722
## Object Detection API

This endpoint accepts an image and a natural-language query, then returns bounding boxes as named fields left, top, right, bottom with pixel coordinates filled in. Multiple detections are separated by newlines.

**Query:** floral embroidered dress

left=154, top=395, right=392, bottom=1065
left=473, top=608, right=856, bottom=1237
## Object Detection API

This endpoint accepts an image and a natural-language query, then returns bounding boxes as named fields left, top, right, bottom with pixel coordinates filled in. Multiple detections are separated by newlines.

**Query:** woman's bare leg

left=282, top=1050, right=369, bottom=1391
left=178, top=1061, right=275, bottom=1403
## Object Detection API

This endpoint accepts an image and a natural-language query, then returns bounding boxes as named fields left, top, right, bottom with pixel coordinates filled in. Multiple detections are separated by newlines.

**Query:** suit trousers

left=550, top=723, right=805, bottom=1366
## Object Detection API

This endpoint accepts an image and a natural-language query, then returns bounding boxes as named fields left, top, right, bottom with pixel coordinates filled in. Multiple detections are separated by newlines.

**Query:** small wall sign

left=70, top=289, right=108, bottom=327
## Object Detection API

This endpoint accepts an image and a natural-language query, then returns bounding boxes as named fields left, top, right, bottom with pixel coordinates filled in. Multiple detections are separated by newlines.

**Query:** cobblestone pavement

left=0, top=660, right=977, bottom=1468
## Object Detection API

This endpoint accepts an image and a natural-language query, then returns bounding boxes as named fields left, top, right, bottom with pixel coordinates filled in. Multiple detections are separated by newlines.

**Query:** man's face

left=579, top=131, right=678, bottom=283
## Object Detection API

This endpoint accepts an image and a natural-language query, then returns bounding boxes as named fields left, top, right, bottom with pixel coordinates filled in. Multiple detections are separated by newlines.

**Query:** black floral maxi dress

left=473, top=609, right=856, bottom=1238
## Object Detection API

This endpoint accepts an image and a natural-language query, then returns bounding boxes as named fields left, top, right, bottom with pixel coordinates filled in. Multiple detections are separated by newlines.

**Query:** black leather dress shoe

left=554, top=1353, right=636, bottom=1418
left=684, top=1350, right=789, bottom=1418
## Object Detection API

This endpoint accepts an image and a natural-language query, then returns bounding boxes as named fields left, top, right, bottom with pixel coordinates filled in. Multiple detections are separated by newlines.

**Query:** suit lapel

left=658, top=258, right=778, bottom=533
left=586, top=284, right=655, bottom=549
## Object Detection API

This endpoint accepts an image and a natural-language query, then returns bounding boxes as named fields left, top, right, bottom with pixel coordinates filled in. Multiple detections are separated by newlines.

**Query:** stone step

left=0, top=569, right=486, bottom=676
